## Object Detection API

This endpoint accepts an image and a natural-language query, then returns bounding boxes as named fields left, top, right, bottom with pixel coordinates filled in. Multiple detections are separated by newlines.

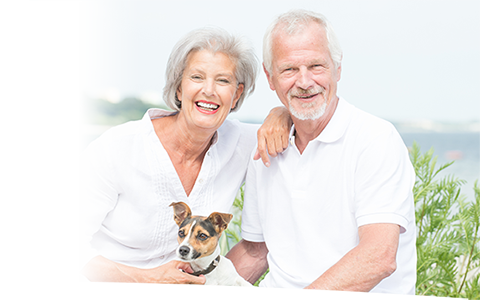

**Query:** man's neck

left=293, top=97, right=339, bottom=154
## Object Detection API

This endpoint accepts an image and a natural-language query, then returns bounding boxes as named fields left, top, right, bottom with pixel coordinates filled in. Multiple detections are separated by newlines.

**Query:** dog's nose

left=179, top=246, right=190, bottom=257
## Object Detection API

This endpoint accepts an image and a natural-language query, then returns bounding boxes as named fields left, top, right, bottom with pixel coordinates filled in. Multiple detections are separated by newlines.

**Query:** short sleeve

left=240, top=151, right=265, bottom=242
left=354, top=124, right=415, bottom=234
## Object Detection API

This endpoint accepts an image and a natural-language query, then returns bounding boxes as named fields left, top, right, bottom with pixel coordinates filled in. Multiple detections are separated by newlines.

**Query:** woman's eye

left=198, top=233, right=208, bottom=241
left=218, top=79, right=230, bottom=84
left=178, top=230, right=185, bottom=238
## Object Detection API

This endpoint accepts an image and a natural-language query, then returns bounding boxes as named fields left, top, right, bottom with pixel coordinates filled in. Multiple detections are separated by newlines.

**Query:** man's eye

left=178, top=230, right=185, bottom=238
left=198, top=233, right=208, bottom=241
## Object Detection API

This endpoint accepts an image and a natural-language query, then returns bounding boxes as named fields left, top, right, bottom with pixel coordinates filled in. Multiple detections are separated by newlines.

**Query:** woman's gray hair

left=263, top=9, right=343, bottom=74
left=163, top=27, right=258, bottom=112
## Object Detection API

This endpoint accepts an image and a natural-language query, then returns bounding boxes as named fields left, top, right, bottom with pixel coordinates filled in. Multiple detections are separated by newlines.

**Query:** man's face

left=265, top=23, right=341, bottom=121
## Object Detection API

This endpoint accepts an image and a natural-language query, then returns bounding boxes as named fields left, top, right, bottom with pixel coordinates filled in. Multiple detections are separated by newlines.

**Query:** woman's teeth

left=196, top=102, right=219, bottom=111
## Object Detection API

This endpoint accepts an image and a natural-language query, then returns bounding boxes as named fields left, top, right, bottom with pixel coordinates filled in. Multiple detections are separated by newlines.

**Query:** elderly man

left=227, top=9, right=416, bottom=294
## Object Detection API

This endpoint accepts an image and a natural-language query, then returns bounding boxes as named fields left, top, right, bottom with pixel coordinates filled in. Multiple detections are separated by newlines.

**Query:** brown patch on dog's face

left=176, top=220, right=190, bottom=244
left=177, top=216, right=222, bottom=259
left=189, top=217, right=219, bottom=257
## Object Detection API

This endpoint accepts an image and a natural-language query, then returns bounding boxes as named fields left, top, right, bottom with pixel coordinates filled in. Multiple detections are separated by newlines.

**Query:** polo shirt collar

left=289, top=97, right=353, bottom=145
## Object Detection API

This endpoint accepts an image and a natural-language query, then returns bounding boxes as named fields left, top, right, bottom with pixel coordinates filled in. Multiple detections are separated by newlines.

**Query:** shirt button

left=199, top=179, right=204, bottom=184
left=159, top=255, right=164, bottom=259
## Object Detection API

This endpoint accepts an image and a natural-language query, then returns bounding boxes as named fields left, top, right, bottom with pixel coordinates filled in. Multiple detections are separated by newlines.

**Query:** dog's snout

left=179, top=246, right=190, bottom=257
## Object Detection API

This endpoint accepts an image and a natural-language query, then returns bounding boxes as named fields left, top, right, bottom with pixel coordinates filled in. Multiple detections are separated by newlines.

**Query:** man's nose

left=296, top=67, right=314, bottom=90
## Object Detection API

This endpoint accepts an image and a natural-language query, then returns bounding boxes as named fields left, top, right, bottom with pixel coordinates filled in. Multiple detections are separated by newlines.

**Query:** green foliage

left=28, top=151, right=77, bottom=262
left=411, top=142, right=480, bottom=299
left=220, top=186, right=244, bottom=256
left=29, top=89, right=169, bottom=125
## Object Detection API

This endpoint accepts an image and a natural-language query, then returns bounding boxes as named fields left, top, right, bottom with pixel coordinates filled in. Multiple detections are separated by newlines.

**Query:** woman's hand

left=255, top=106, right=292, bottom=167
left=82, top=256, right=206, bottom=285
left=133, top=260, right=206, bottom=284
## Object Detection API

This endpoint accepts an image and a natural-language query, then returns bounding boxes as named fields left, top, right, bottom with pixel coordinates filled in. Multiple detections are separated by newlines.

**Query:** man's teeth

left=298, top=94, right=315, bottom=99
left=196, top=102, right=219, bottom=110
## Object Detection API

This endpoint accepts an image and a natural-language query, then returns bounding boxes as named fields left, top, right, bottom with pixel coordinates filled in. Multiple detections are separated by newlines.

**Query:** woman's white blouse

left=81, top=109, right=258, bottom=268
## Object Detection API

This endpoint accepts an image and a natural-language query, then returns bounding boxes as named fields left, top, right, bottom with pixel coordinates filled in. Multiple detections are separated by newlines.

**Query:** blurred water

left=29, top=133, right=480, bottom=201
left=399, top=131, right=480, bottom=202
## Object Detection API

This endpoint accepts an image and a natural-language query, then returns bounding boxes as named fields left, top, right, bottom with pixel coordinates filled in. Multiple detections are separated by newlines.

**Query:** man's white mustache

left=289, top=86, right=325, bottom=98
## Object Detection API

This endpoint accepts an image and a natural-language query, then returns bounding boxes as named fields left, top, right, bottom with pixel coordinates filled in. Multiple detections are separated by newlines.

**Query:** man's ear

left=207, top=212, right=233, bottom=234
left=263, top=63, right=276, bottom=91
left=169, top=202, right=192, bottom=226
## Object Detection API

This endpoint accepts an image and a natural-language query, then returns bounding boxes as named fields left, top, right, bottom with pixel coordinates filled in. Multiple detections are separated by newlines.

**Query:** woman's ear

left=176, top=86, right=182, bottom=102
left=231, top=83, right=244, bottom=110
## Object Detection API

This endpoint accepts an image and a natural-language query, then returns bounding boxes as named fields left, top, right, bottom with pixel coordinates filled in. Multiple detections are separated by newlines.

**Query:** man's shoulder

left=348, top=105, right=398, bottom=138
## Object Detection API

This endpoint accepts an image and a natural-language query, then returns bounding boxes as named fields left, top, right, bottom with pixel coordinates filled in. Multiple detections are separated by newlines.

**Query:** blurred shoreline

left=29, top=120, right=480, bottom=135
left=391, top=120, right=480, bottom=133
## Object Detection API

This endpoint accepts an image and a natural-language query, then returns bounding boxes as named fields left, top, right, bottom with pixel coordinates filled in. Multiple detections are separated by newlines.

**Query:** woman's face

left=177, top=50, right=244, bottom=132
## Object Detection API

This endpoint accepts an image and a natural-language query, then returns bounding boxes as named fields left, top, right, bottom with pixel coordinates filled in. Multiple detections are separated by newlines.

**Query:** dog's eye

left=178, top=230, right=185, bottom=238
left=198, top=233, right=208, bottom=241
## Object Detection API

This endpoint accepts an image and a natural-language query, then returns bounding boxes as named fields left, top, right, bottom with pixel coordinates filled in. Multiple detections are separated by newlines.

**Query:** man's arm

left=305, top=223, right=400, bottom=291
left=226, top=240, right=269, bottom=284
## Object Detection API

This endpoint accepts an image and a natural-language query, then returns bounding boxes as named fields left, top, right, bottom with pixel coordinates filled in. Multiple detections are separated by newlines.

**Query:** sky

left=81, top=0, right=480, bottom=123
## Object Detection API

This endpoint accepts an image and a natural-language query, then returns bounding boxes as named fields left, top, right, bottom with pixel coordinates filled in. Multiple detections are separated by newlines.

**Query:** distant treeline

left=29, top=89, right=169, bottom=125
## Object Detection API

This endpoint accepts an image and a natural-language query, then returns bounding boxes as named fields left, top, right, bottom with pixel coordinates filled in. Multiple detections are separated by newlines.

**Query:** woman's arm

left=255, top=106, right=292, bottom=167
left=82, top=255, right=206, bottom=284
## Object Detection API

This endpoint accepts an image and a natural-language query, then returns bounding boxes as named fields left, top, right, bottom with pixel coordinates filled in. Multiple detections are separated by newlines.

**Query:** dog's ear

left=207, top=212, right=233, bottom=234
left=169, top=202, right=192, bottom=226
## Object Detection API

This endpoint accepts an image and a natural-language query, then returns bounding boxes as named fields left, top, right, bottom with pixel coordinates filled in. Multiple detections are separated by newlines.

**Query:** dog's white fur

left=179, top=244, right=251, bottom=286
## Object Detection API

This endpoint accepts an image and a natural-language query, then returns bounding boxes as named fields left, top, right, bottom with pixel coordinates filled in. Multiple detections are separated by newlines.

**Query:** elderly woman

left=81, top=27, right=290, bottom=284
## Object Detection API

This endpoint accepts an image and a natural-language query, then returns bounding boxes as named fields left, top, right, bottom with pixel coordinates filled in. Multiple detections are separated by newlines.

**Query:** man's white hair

left=263, top=9, right=343, bottom=74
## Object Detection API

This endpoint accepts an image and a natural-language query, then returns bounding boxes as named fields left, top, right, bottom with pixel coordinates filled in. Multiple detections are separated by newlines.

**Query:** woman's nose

left=202, top=79, right=215, bottom=97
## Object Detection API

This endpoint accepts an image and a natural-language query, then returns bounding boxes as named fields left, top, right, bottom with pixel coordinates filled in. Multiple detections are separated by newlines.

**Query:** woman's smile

left=195, top=100, right=220, bottom=114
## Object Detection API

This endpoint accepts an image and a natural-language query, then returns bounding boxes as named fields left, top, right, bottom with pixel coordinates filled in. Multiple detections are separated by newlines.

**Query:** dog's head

left=169, top=202, right=233, bottom=261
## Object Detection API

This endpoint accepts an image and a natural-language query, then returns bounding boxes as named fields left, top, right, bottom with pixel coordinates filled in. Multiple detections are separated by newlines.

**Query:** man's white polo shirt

left=241, top=98, right=416, bottom=294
